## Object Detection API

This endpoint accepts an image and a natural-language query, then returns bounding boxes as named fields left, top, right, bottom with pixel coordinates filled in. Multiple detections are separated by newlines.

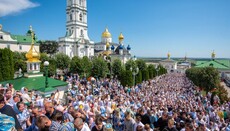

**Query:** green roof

left=10, top=35, right=39, bottom=45
left=0, top=76, right=68, bottom=92
left=195, top=60, right=230, bottom=69
left=216, top=60, right=230, bottom=68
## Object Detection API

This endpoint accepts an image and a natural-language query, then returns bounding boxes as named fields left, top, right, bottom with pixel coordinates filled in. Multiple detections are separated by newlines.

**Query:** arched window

left=79, top=0, right=82, bottom=5
left=70, top=14, right=72, bottom=21
left=81, top=30, right=83, bottom=36
left=79, top=14, right=82, bottom=21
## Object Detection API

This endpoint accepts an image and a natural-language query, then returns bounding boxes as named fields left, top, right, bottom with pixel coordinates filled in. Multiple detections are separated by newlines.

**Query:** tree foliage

left=40, top=53, right=57, bottom=76
left=120, top=69, right=133, bottom=87
left=135, top=71, right=142, bottom=85
left=186, top=67, right=220, bottom=93
left=70, top=56, right=82, bottom=74
left=81, top=56, right=92, bottom=77
left=0, top=48, right=14, bottom=81
left=38, top=40, right=59, bottom=55
left=112, top=59, right=123, bottom=79
left=13, top=52, right=27, bottom=73
left=135, top=59, right=147, bottom=71
left=91, top=57, right=108, bottom=78
left=54, top=53, right=70, bottom=70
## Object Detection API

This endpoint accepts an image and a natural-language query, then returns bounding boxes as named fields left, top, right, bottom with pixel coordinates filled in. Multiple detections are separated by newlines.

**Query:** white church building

left=58, top=0, right=94, bottom=58
left=58, top=0, right=134, bottom=63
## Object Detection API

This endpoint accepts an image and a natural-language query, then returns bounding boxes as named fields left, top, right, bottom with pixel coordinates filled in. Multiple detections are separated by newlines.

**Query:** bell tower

left=66, top=0, right=90, bottom=41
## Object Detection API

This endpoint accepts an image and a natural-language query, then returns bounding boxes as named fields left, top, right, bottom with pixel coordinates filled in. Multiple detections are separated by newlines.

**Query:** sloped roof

left=0, top=76, right=67, bottom=92
left=195, top=60, right=230, bottom=69
left=10, top=35, right=39, bottom=45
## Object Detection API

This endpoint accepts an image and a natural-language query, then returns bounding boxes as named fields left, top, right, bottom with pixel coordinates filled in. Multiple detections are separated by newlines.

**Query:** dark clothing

left=141, top=114, right=151, bottom=125
left=0, top=104, right=22, bottom=130
left=45, top=109, right=62, bottom=120
left=162, top=127, right=178, bottom=131
left=156, top=117, right=168, bottom=131
left=91, top=125, right=104, bottom=131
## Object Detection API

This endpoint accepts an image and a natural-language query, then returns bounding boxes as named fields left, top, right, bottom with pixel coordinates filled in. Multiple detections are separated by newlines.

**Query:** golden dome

left=118, top=32, right=124, bottom=42
left=106, top=42, right=110, bottom=48
left=102, top=28, right=111, bottom=38
left=212, top=50, right=215, bottom=59
left=101, top=50, right=112, bottom=56
left=25, top=32, right=40, bottom=62
left=167, top=52, right=171, bottom=59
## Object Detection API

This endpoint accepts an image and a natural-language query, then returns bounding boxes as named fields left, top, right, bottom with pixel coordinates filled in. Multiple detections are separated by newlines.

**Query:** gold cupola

left=167, top=52, right=171, bottom=59
left=102, top=27, right=111, bottom=38
left=211, top=50, right=215, bottom=60
left=106, top=41, right=110, bottom=49
left=118, top=32, right=124, bottom=43
left=25, top=27, right=40, bottom=62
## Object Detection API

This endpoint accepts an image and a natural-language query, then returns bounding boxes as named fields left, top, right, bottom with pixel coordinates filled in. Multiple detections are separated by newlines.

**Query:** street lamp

left=155, top=65, right=159, bottom=77
left=91, top=77, right=95, bottom=96
left=44, top=61, right=49, bottom=88
left=130, top=67, right=139, bottom=86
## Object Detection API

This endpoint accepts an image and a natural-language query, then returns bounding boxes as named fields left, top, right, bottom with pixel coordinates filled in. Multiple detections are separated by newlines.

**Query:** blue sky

left=0, top=0, right=229, bottom=58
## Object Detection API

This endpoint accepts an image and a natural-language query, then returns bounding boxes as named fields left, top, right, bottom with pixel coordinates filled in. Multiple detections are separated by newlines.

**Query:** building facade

left=0, top=25, right=39, bottom=53
left=159, top=52, right=177, bottom=73
left=58, top=0, right=94, bottom=58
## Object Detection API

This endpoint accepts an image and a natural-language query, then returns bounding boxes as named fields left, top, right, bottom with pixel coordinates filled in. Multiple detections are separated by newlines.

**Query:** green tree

left=91, top=57, right=108, bottom=78
left=142, top=69, right=149, bottom=81
left=81, top=56, right=92, bottom=77
left=135, top=59, right=147, bottom=71
left=112, top=59, right=123, bottom=79
left=125, top=59, right=137, bottom=70
left=148, top=64, right=155, bottom=79
left=125, top=70, right=133, bottom=86
left=38, top=40, right=59, bottom=55
left=54, top=53, right=70, bottom=70
left=120, top=69, right=133, bottom=87
left=40, top=53, right=57, bottom=76
left=13, top=52, right=27, bottom=73
left=135, top=71, right=142, bottom=84
left=186, top=67, right=220, bottom=94
left=0, top=48, right=14, bottom=81
left=70, top=56, right=82, bottom=74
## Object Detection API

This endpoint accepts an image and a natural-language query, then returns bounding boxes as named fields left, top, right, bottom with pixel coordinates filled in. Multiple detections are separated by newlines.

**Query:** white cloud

left=0, top=0, right=39, bottom=17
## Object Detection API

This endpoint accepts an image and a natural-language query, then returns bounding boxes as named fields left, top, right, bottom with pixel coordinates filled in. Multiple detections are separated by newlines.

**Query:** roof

left=160, top=58, right=176, bottom=63
left=113, top=45, right=130, bottom=55
left=95, top=42, right=119, bottom=46
left=11, top=35, right=39, bottom=45
left=195, top=60, right=230, bottom=69
left=0, top=76, right=68, bottom=92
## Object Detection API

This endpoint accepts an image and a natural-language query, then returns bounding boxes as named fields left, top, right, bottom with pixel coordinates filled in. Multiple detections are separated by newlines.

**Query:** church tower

left=59, top=0, right=94, bottom=58
left=66, top=0, right=91, bottom=41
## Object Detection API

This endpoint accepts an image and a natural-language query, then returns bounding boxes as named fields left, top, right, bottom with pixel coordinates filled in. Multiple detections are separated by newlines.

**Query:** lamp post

left=91, top=77, right=95, bottom=96
left=44, top=61, right=49, bottom=88
left=155, top=65, right=159, bottom=77
left=130, top=67, right=139, bottom=86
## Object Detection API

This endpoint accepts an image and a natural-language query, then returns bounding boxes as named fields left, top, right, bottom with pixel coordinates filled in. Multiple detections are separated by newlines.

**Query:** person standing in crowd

left=0, top=93, right=22, bottom=130
left=36, top=115, right=61, bottom=130
left=25, top=106, right=45, bottom=131
left=124, top=111, right=135, bottom=131
left=16, top=102, right=30, bottom=130
left=74, top=117, right=91, bottom=131
left=45, top=102, right=62, bottom=120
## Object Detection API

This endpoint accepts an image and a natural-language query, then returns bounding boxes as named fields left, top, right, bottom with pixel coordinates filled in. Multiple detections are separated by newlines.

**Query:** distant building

left=159, top=52, right=177, bottom=73
left=98, top=32, right=132, bottom=64
left=0, top=25, right=39, bottom=53
left=0, top=32, right=67, bottom=97
left=195, top=51, right=230, bottom=73
left=58, top=0, right=94, bottom=58
left=94, top=28, right=119, bottom=53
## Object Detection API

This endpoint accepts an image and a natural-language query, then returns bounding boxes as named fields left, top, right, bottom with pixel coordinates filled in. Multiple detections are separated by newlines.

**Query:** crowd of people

left=0, top=73, right=230, bottom=131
